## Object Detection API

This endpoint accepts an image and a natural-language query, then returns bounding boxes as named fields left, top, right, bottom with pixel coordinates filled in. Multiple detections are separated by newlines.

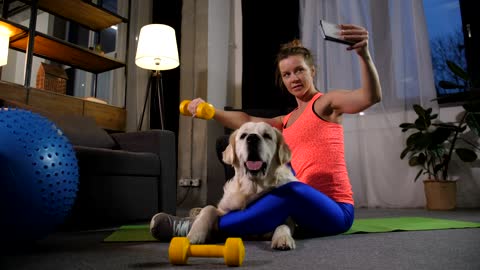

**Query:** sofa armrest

left=111, top=130, right=177, bottom=215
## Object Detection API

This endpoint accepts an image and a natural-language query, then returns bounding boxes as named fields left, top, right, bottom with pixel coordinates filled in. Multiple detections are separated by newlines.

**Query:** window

left=423, top=0, right=479, bottom=104
left=64, top=0, right=118, bottom=98
left=98, top=0, right=117, bottom=54
left=423, top=0, right=464, bottom=96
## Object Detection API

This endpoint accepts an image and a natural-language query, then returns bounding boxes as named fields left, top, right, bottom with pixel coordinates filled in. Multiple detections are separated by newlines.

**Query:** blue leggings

left=218, top=181, right=354, bottom=237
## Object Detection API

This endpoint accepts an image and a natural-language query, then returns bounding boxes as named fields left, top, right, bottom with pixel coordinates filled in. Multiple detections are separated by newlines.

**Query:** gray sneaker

left=188, top=207, right=203, bottom=218
left=150, top=212, right=194, bottom=241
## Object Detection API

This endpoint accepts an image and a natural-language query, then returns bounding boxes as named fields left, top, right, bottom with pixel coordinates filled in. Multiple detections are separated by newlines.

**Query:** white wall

left=344, top=106, right=480, bottom=208
left=177, top=0, right=242, bottom=213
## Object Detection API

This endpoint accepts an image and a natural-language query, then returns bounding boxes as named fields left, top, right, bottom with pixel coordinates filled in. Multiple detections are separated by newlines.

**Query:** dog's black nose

left=246, top=134, right=260, bottom=145
left=246, top=134, right=261, bottom=161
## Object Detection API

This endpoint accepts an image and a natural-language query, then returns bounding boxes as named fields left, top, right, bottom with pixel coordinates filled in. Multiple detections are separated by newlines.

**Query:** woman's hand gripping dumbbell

left=179, top=98, right=215, bottom=120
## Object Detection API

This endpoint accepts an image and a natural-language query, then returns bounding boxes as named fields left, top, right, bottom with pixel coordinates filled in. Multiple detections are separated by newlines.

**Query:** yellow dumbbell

left=169, top=237, right=245, bottom=267
left=179, top=100, right=215, bottom=120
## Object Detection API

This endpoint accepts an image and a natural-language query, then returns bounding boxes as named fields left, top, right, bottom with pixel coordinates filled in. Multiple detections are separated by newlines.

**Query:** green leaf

left=439, top=80, right=464, bottom=89
left=400, top=146, right=412, bottom=159
left=399, top=123, right=416, bottom=131
left=414, top=169, right=423, bottom=182
left=465, top=113, right=480, bottom=136
left=406, top=132, right=424, bottom=148
left=455, top=148, right=478, bottom=162
left=446, top=60, right=469, bottom=81
left=417, top=153, right=426, bottom=164
left=415, top=133, right=433, bottom=149
left=430, top=113, right=438, bottom=120
left=399, top=123, right=413, bottom=128
left=431, top=127, right=453, bottom=145
left=413, top=104, right=426, bottom=117
left=409, top=156, right=419, bottom=166
left=414, top=118, right=428, bottom=130
left=433, top=122, right=459, bottom=130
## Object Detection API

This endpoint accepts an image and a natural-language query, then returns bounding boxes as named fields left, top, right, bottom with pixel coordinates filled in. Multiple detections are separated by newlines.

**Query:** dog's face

left=223, top=122, right=291, bottom=180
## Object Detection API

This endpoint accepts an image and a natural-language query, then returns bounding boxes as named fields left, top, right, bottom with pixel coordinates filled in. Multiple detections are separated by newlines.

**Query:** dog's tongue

left=246, top=161, right=263, bottom=171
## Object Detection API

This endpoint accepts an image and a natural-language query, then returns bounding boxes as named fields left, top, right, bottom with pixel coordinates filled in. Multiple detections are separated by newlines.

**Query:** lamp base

left=138, top=70, right=165, bottom=131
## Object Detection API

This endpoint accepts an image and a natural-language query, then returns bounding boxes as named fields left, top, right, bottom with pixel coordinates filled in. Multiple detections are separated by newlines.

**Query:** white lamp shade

left=0, top=26, right=10, bottom=67
left=135, top=24, right=179, bottom=71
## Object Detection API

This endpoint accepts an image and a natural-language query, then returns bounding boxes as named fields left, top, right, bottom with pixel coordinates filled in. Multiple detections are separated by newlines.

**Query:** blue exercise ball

left=0, top=108, right=79, bottom=243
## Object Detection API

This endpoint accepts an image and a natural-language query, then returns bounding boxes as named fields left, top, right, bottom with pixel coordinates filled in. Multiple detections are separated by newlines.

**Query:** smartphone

left=319, top=20, right=355, bottom=46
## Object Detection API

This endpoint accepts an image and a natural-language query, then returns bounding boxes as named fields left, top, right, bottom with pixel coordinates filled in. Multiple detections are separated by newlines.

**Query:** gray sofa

left=50, top=114, right=177, bottom=228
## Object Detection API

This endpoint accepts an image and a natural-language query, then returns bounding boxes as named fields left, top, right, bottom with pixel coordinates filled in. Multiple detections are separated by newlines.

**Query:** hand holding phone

left=319, top=20, right=355, bottom=46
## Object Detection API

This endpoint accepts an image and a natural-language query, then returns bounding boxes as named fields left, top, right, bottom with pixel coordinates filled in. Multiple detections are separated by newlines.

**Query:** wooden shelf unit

left=19, top=0, right=128, bottom=31
left=0, top=80, right=126, bottom=131
left=12, top=30, right=125, bottom=73
left=0, top=1, right=130, bottom=131
left=0, top=18, right=125, bottom=74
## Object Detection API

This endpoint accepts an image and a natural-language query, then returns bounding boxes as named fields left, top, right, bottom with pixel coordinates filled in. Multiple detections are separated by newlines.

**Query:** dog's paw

left=271, top=234, right=295, bottom=250
left=187, top=230, right=208, bottom=244
left=186, top=219, right=208, bottom=244
left=186, top=205, right=219, bottom=244
left=271, top=225, right=296, bottom=250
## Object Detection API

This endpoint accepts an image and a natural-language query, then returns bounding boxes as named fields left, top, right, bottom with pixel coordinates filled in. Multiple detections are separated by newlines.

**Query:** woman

left=151, top=23, right=381, bottom=240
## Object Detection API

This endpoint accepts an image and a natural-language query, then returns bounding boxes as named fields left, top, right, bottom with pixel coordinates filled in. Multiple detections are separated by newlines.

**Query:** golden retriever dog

left=187, top=122, right=297, bottom=250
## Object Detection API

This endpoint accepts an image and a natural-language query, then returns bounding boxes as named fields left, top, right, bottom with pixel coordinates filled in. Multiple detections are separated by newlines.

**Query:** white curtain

left=299, top=0, right=438, bottom=207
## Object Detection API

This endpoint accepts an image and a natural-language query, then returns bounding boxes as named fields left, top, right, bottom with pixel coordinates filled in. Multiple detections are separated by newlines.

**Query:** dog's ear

left=222, top=130, right=238, bottom=166
left=275, top=128, right=291, bottom=164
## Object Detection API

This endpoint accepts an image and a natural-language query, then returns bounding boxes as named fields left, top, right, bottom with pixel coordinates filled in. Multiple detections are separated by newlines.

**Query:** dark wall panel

left=152, top=0, right=182, bottom=135
left=242, top=0, right=299, bottom=113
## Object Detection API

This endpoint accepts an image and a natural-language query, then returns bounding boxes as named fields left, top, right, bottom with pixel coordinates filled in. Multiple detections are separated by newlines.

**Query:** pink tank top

left=282, top=92, right=354, bottom=204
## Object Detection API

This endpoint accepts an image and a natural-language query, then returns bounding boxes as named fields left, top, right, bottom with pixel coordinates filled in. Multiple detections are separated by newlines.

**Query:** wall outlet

left=190, top=178, right=201, bottom=187
left=179, top=179, right=190, bottom=187
left=179, top=178, right=201, bottom=187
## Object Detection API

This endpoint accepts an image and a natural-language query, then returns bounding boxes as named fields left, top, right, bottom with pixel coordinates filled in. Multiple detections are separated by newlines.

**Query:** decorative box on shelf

left=36, top=63, right=68, bottom=95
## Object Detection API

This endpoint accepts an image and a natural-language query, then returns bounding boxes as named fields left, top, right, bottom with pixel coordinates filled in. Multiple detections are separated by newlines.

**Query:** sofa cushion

left=66, top=175, right=160, bottom=228
left=74, top=146, right=160, bottom=176
left=51, top=115, right=116, bottom=148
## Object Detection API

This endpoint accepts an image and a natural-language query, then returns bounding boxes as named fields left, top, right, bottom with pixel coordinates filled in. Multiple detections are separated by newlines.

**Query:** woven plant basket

left=423, top=180, right=457, bottom=210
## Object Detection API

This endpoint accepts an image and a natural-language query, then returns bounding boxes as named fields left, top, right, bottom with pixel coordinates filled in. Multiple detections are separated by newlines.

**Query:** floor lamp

left=135, top=24, right=179, bottom=130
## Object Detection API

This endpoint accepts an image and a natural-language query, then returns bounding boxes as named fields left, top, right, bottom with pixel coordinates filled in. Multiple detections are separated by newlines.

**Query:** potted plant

left=399, top=61, right=480, bottom=210
left=399, top=104, right=478, bottom=210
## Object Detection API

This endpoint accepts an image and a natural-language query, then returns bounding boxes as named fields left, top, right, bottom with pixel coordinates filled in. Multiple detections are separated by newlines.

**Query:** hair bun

left=280, top=39, right=304, bottom=50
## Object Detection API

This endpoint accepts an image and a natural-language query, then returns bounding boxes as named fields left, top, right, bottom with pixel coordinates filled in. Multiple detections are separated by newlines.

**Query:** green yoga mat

left=103, top=217, right=480, bottom=242
left=342, top=217, right=480, bottom=234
